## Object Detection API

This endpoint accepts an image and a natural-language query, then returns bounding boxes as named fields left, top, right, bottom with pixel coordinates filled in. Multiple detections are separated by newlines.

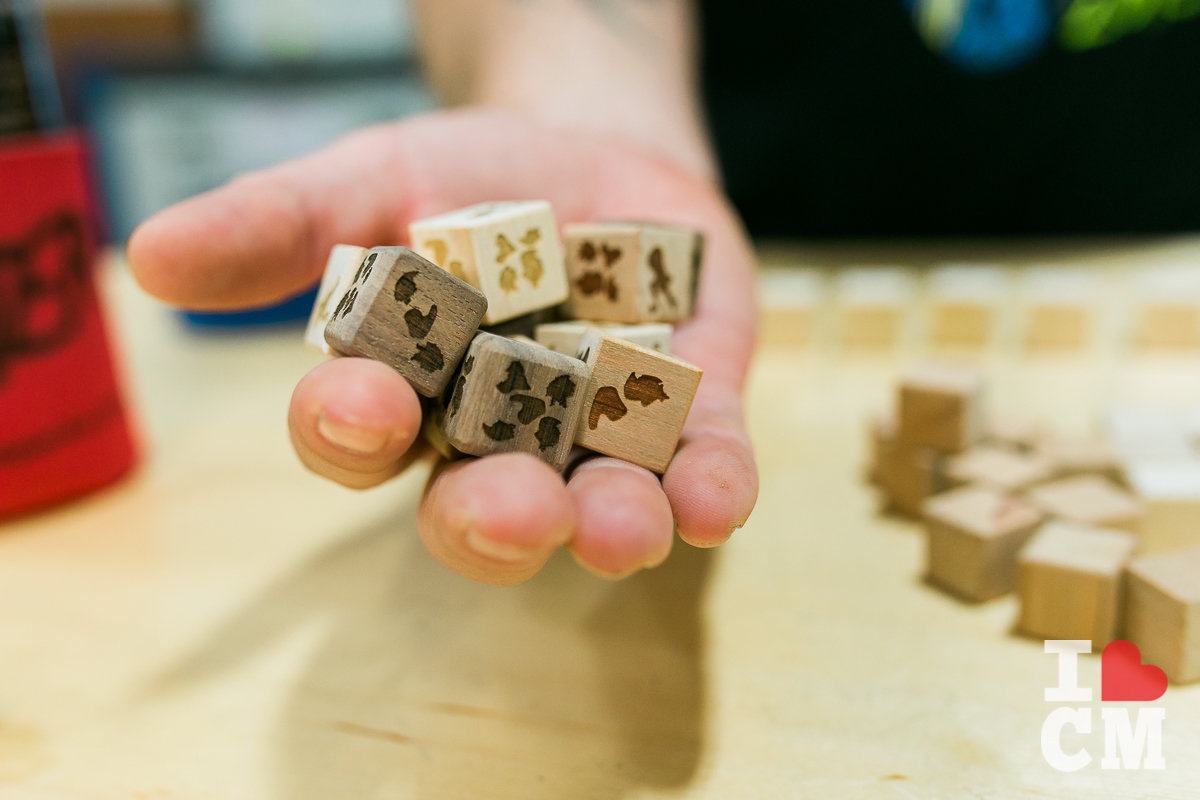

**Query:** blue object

left=180, top=286, right=318, bottom=328
left=904, top=0, right=1058, bottom=72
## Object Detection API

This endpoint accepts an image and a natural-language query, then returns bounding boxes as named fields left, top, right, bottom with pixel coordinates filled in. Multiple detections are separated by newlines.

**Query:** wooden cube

left=923, top=486, right=1044, bottom=602
left=573, top=331, right=702, bottom=473
left=440, top=332, right=589, bottom=470
left=562, top=221, right=701, bottom=324
left=1015, top=521, right=1137, bottom=646
left=1124, top=546, right=1200, bottom=684
left=323, top=246, right=488, bottom=397
left=877, top=442, right=944, bottom=518
left=409, top=201, right=569, bottom=325
left=944, top=446, right=1056, bottom=492
left=304, top=244, right=367, bottom=354
left=896, top=365, right=983, bottom=453
left=1035, top=435, right=1122, bottom=483
left=534, top=320, right=672, bottom=356
left=1025, top=475, right=1143, bottom=533
left=1122, top=460, right=1200, bottom=555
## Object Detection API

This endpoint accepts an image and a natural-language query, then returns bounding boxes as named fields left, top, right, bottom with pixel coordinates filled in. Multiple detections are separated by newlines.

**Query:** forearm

left=411, top=0, right=717, bottom=182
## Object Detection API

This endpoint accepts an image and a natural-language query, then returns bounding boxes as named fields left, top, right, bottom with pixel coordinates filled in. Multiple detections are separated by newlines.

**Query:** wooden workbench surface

left=2, top=240, right=1199, bottom=799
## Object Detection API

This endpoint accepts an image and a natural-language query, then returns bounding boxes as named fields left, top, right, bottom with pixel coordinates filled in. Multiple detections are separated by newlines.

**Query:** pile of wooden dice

left=304, top=200, right=703, bottom=474
left=870, top=366, right=1200, bottom=685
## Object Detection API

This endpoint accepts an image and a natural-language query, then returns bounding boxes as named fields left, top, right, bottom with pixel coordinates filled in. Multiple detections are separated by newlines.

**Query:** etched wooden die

left=563, top=221, right=702, bottom=324
left=441, top=332, right=589, bottom=470
left=305, top=243, right=367, bottom=354
left=323, top=246, right=488, bottom=397
left=574, top=330, right=702, bottom=473
left=409, top=201, right=569, bottom=326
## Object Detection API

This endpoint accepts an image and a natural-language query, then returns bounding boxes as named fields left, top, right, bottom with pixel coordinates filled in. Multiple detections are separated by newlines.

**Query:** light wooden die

left=1124, top=545, right=1200, bottom=684
left=304, top=244, right=367, bottom=354
left=923, top=485, right=1044, bottom=602
left=944, top=446, right=1056, bottom=493
left=409, top=201, right=568, bottom=326
left=440, top=332, right=589, bottom=470
left=323, top=246, right=488, bottom=397
left=1025, top=475, right=1143, bottom=533
left=1015, top=521, right=1137, bottom=646
left=534, top=320, right=673, bottom=356
left=562, top=221, right=701, bottom=324
left=896, top=365, right=984, bottom=454
left=573, top=330, right=702, bottom=473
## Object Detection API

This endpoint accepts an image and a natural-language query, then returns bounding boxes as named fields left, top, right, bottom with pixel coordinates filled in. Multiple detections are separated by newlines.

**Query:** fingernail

left=464, top=528, right=536, bottom=563
left=317, top=411, right=388, bottom=455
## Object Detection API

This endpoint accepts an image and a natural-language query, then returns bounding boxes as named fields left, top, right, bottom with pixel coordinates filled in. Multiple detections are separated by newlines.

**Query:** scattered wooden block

left=1122, top=459, right=1200, bottom=555
left=573, top=330, right=702, bottom=473
left=758, top=268, right=822, bottom=349
left=923, top=485, right=1044, bottom=602
left=983, top=416, right=1045, bottom=453
left=1035, top=434, right=1122, bottom=483
left=409, top=201, right=569, bottom=325
left=323, top=246, right=488, bottom=397
left=304, top=244, right=367, bottom=354
left=1124, top=545, right=1200, bottom=684
left=896, top=365, right=983, bottom=453
left=877, top=440, right=944, bottom=518
left=534, top=320, right=672, bottom=356
left=944, top=446, right=1055, bottom=492
left=1015, top=521, right=1137, bottom=646
left=440, top=332, right=589, bottom=470
left=1025, top=475, right=1143, bottom=533
left=562, top=221, right=702, bottom=323
left=866, top=413, right=896, bottom=486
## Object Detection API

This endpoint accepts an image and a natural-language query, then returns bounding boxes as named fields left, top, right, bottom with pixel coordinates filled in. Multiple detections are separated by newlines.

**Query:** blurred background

left=14, top=0, right=432, bottom=244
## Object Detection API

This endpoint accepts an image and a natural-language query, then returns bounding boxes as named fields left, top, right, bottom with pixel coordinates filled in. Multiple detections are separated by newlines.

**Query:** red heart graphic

left=1101, top=640, right=1168, bottom=702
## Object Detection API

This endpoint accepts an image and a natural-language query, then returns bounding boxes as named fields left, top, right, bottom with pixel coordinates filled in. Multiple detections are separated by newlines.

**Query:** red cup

left=0, top=133, right=138, bottom=519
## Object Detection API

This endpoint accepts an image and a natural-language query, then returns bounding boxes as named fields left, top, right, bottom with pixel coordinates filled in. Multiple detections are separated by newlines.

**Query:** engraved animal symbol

left=624, top=373, right=669, bottom=406
left=534, top=417, right=561, bottom=451
left=521, top=250, right=544, bottom=287
left=448, top=355, right=475, bottom=417
left=393, top=270, right=419, bottom=304
left=404, top=304, right=438, bottom=338
left=482, top=421, right=517, bottom=441
left=602, top=244, right=622, bottom=266
left=411, top=341, right=445, bottom=373
left=496, top=361, right=532, bottom=394
left=589, top=386, right=628, bottom=430
left=333, top=287, right=357, bottom=319
left=0, top=210, right=88, bottom=381
left=495, top=234, right=517, bottom=264
left=647, top=247, right=678, bottom=311
left=423, top=239, right=465, bottom=279
left=508, top=394, right=547, bottom=425
left=574, top=238, right=619, bottom=300
left=545, top=374, right=577, bottom=408
left=499, top=266, right=519, bottom=294
left=354, top=252, right=377, bottom=283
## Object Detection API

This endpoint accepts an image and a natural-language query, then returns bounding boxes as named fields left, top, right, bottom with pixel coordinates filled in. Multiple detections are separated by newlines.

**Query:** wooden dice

left=323, top=246, right=488, bottom=397
left=897, top=365, right=983, bottom=453
left=409, top=201, right=568, bottom=325
left=441, top=332, right=589, bottom=470
left=1025, top=475, right=1143, bottom=533
left=573, top=330, right=701, bottom=473
left=305, top=244, right=367, bottom=354
left=923, top=485, right=1044, bottom=602
left=563, top=221, right=701, bottom=323
left=1124, top=545, right=1200, bottom=684
left=944, top=446, right=1056, bottom=492
left=534, top=321, right=673, bottom=356
left=1015, top=521, right=1137, bottom=646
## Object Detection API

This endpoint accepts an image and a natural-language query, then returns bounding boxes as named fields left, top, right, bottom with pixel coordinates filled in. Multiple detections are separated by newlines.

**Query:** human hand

left=128, top=108, right=758, bottom=585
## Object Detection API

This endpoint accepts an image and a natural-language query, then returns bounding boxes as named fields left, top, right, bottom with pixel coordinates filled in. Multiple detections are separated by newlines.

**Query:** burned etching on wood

left=483, top=358, right=577, bottom=451
left=496, top=228, right=545, bottom=294
left=646, top=247, right=677, bottom=313
left=447, top=355, right=475, bottom=419
left=588, top=372, right=668, bottom=429
left=422, top=239, right=466, bottom=280
left=574, top=239, right=620, bottom=302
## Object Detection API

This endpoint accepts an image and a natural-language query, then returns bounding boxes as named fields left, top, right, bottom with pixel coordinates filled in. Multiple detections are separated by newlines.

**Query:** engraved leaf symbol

left=521, top=250, right=544, bottom=287
left=534, top=417, right=561, bottom=451
left=404, top=304, right=438, bottom=338
left=624, top=372, right=669, bottom=406
left=499, top=266, right=519, bottom=294
left=393, top=270, right=419, bottom=304
left=508, top=394, right=547, bottom=425
left=495, top=234, right=517, bottom=264
left=496, top=361, right=532, bottom=394
left=589, top=386, right=628, bottom=430
left=483, top=421, right=517, bottom=441
left=411, top=341, right=445, bottom=373
left=545, top=374, right=577, bottom=408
